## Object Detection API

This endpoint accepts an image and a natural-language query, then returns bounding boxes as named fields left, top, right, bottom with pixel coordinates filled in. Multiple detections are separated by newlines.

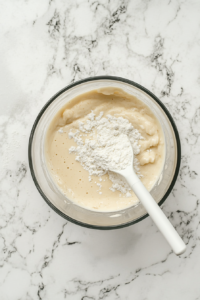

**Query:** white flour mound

left=68, top=111, right=143, bottom=196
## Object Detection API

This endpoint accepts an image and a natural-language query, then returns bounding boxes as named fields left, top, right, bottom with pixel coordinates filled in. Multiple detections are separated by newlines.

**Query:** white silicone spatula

left=110, top=150, right=186, bottom=255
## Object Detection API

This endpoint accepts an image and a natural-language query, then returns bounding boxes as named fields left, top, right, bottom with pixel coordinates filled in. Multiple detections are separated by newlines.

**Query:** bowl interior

left=29, top=77, right=180, bottom=229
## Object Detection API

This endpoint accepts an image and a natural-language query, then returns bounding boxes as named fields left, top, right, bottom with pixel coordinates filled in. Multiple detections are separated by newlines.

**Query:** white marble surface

left=0, top=0, right=200, bottom=299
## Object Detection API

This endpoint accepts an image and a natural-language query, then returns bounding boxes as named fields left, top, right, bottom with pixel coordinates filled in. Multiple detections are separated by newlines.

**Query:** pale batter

left=45, top=88, right=165, bottom=211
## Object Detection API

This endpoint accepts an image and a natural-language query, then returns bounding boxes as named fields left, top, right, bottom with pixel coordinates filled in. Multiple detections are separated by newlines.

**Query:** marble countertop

left=0, top=1, right=200, bottom=299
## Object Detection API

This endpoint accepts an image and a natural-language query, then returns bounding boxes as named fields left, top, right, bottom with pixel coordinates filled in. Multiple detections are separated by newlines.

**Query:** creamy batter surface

left=45, top=88, right=165, bottom=211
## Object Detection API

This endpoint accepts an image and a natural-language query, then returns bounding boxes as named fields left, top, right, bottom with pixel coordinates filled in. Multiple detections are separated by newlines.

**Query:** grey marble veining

left=0, top=0, right=200, bottom=299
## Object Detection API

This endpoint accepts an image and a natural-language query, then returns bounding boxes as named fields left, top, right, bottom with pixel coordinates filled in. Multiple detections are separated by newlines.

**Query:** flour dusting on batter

left=68, top=111, right=143, bottom=196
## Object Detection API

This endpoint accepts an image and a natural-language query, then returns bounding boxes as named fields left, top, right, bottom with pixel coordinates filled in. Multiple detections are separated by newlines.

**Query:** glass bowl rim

left=28, top=75, right=181, bottom=230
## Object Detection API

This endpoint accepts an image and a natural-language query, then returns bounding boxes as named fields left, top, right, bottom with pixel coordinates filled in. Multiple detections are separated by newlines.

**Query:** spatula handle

left=126, top=170, right=186, bottom=255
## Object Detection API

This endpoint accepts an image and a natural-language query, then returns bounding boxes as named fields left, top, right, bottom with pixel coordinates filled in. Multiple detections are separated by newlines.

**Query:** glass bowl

left=28, top=76, right=181, bottom=229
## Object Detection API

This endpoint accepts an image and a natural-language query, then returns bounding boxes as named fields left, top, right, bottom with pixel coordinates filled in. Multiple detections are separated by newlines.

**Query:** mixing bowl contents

left=45, top=87, right=165, bottom=211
